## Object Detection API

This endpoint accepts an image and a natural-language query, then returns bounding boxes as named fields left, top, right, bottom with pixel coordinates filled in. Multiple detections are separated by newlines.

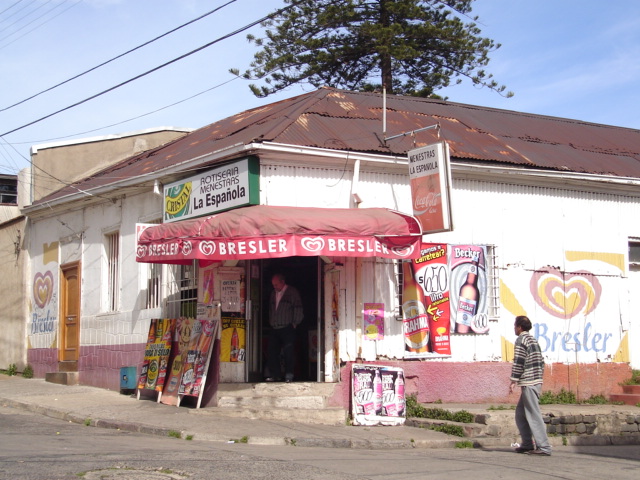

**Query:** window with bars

left=145, top=262, right=162, bottom=309
left=142, top=220, right=162, bottom=310
left=629, top=240, right=640, bottom=271
left=105, top=231, right=120, bottom=311
left=164, top=262, right=198, bottom=318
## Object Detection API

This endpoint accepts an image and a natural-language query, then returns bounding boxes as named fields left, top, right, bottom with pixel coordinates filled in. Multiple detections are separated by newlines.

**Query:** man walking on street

left=509, top=315, right=552, bottom=456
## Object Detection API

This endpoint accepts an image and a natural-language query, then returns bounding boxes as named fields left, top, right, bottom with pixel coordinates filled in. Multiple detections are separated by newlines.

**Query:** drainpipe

left=352, top=157, right=363, bottom=358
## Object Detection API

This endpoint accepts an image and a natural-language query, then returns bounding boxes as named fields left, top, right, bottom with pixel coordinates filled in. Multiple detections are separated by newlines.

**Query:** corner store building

left=22, top=88, right=640, bottom=406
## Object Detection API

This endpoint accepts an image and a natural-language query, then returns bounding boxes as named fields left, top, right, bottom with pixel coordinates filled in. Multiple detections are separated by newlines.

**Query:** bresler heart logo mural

left=530, top=267, right=601, bottom=319
left=33, top=271, right=54, bottom=309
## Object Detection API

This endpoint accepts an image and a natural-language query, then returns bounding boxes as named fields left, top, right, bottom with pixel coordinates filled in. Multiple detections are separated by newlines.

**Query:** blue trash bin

left=120, top=366, right=137, bottom=393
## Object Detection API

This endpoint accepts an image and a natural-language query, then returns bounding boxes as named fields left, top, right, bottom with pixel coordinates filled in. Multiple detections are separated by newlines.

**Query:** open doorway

left=258, top=257, right=321, bottom=382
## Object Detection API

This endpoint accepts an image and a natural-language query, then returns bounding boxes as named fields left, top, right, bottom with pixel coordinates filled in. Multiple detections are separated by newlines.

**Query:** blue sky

left=1, top=0, right=639, bottom=175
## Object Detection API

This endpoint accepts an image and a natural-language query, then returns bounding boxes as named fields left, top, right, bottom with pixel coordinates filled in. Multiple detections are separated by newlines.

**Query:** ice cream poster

left=363, top=303, right=384, bottom=341
left=351, top=364, right=405, bottom=426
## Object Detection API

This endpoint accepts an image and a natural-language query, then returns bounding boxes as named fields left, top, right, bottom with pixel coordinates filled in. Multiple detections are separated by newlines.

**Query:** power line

left=0, top=0, right=50, bottom=32
left=0, top=0, right=81, bottom=51
left=0, top=2, right=292, bottom=138
left=0, top=0, right=36, bottom=22
left=0, top=1, right=26, bottom=17
left=0, top=0, right=237, bottom=112
left=12, top=76, right=240, bottom=146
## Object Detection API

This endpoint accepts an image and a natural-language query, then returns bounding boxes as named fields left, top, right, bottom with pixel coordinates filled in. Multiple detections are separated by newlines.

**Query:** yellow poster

left=220, top=316, right=246, bottom=362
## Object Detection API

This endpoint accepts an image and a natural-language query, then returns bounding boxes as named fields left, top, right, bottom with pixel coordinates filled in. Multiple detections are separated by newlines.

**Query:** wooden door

left=60, top=264, right=80, bottom=362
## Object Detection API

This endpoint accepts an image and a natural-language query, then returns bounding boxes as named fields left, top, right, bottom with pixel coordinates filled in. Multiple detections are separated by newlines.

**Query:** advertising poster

left=402, top=260, right=430, bottom=356
left=137, top=318, right=175, bottom=391
left=220, top=316, right=246, bottom=362
left=415, top=244, right=451, bottom=355
left=450, top=245, right=489, bottom=334
left=351, top=364, right=405, bottom=426
left=160, top=317, right=195, bottom=406
left=363, top=303, right=384, bottom=341
left=178, top=318, right=219, bottom=397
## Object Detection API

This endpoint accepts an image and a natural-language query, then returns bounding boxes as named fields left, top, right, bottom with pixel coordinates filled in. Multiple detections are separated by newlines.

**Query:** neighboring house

left=18, top=128, right=191, bottom=382
left=20, top=88, right=640, bottom=404
left=0, top=174, right=26, bottom=372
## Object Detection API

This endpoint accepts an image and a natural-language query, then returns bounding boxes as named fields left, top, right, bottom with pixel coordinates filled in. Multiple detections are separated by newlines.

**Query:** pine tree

left=235, top=0, right=511, bottom=98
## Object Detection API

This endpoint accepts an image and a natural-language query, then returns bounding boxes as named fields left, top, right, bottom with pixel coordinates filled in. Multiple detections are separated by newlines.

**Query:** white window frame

left=105, top=230, right=120, bottom=312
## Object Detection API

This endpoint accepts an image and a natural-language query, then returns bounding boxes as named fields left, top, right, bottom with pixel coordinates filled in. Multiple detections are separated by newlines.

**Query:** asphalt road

left=1, top=406, right=638, bottom=480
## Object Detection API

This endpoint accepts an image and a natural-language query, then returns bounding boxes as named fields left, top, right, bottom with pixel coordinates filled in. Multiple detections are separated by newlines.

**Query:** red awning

left=136, top=205, right=422, bottom=264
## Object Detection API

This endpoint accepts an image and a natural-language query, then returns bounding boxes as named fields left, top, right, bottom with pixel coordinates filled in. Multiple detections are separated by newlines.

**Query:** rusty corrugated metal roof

left=36, top=87, right=640, bottom=205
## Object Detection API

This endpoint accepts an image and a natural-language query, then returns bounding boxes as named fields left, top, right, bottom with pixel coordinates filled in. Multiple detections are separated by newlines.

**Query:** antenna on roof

left=382, top=87, right=440, bottom=147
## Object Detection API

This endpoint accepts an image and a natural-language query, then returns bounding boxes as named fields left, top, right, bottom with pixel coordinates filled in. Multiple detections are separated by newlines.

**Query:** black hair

left=515, top=315, right=532, bottom=331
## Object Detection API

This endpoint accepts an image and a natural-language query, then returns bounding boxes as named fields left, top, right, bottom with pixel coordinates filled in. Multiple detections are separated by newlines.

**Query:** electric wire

left=0, top=0, right=81, bottom=50
left=0, top=0, right=237, bottom=112
left=0, top=2, right=292, bottom=138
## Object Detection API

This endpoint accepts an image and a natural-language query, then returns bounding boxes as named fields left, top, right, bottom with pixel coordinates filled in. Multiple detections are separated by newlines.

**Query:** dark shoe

left=515, top=447, right=534, bottom=454
left=526, top=449, right=551, bottom=456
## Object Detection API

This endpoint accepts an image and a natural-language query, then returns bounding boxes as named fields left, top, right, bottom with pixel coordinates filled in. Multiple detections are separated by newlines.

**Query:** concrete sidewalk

left=1, top=375, right=638, bottom=450
left=0, top=375, right=460, bottom=449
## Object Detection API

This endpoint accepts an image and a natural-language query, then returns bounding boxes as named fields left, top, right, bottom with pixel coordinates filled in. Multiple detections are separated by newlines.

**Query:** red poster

left=137, top=318, right=175, bottom=391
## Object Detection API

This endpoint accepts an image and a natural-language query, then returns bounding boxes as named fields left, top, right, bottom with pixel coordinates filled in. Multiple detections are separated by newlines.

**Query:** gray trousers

left=515, top=384, right=551, bottom=452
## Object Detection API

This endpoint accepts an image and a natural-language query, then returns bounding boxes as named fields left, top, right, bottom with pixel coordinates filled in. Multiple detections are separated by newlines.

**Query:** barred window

left=105, top=231, right=120, bottom=311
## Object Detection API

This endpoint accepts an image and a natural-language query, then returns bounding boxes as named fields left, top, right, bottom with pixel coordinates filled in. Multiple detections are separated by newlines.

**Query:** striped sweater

left=510, top=331, right=545, bottom=386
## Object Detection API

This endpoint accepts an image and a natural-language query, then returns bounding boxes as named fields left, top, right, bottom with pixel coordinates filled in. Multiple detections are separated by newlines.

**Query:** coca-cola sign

left=408, top=141, right=453, bottom=234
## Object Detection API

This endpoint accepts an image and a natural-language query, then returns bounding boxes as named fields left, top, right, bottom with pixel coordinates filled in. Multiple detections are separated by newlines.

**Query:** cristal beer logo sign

left=165, top=182, right=192, bottom=219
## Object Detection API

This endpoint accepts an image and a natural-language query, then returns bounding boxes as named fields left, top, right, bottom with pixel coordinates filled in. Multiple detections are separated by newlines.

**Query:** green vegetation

left=22, top=364, right=33, bottom=378
left=405, top=395, right=475, bottom=423
left=185, top=434, right=194, bottom=441
left=231, top=435, right=249, bottom=444
left=84, top=418, right=91, bottom=426
left=167, top=430, right=182, bottom=439
left=488, top=405, right=515, bottom=411
left=540, top=388, right=627, bottom=405
left=238, top=0, right=511, bottom=99
left=581, top=394, right=608, bottom=405
left=7, top=363, right=17, bottom=376
left=621, top=369, right=640, bottom=385
left=539, top=388, right=576, bottom=405
left=428, top=424, right=465, bottom=437
left=455, top=440, right=475, bottom=448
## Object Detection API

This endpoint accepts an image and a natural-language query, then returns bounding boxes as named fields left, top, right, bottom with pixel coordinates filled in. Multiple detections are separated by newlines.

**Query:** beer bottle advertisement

left=414, top=243, right=452, bottom=355
left=401, top=261, right=430, bottom=356
left=450, top=245, right=489, bottom=334
left=137, top=318, right=175, bottom=392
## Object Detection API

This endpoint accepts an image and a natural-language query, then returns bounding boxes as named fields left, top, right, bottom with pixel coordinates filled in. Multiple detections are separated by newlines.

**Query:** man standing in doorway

left=266, top=273, right=303, bottom=383
left=509, top=315, right=552, bottom=455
